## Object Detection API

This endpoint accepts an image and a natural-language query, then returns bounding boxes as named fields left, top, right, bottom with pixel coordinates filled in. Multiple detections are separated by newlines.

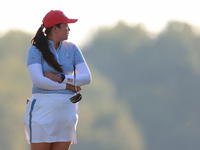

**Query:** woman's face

left=56, top=23, right=70, bottom=41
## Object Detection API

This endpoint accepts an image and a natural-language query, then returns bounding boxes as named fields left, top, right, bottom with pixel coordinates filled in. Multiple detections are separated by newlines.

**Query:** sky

left=1, top=0, right=200, bottom=46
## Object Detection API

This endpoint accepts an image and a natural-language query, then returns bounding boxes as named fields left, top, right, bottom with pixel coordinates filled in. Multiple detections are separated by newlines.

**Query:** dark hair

left=31, top=24, right=63, bottom=72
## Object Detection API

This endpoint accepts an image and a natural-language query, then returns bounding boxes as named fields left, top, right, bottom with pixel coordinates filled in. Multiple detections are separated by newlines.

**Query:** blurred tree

left=0, top=30, right=32, bottom=150
left=83, top=21, right=200, bottom=150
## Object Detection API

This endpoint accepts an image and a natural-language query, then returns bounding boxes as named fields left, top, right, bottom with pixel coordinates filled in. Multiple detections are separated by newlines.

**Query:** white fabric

left=23, top=93, right=79, bottom=144
left=28, top=64, right=66, bottom=90
left=63, top=62, right=91, bottom=86
left=27, top=62, right=91, bottom=90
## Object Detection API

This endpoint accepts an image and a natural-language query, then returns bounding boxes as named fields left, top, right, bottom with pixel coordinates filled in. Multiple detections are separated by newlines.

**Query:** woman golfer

left=23, top=10, right=91, bottom=150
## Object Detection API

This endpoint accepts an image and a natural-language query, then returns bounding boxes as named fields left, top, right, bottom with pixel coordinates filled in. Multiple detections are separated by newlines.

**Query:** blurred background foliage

left=0, top=21, right=200, bottom=150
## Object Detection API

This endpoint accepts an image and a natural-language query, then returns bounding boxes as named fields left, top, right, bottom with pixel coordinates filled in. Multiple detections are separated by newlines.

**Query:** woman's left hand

left=44, top=71, right=60, bottom=82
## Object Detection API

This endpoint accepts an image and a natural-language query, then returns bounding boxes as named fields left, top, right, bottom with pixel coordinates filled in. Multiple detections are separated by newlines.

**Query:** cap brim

left=64, top=19, right=78, bottom=24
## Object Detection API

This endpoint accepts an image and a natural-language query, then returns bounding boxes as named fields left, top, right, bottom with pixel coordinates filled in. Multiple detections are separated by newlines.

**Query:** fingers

left=44, top=71, right=60, bottom=82
left=43, top=71, right=53, bottom=78
left=66, top=84, right=82, bottom=92
left=77, top=86, right=82, bottom=92
left=43, top=71, right=49, bottom=77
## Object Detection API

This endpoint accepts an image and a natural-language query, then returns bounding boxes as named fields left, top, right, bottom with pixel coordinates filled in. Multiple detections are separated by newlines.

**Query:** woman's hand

left=66, top=84, right=82, bottom=92
left=44, top=71, right=60, bottom=82
left=44, top=71, right=82, bottom=92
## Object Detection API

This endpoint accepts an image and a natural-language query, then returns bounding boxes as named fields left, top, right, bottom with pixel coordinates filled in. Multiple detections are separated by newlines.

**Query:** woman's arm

left=44, top=62, right=91, bottom=86
left=63, top=62, right=91, bottom=86
left=28, top=63, right=66, bottom=90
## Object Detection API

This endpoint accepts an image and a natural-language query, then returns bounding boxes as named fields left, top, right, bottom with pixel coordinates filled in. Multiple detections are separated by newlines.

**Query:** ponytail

left=31, top=24, right=63, bottom=72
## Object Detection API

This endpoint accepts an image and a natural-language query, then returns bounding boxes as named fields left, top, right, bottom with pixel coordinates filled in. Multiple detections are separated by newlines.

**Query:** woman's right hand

left=66, top=84, right=82, bottom=92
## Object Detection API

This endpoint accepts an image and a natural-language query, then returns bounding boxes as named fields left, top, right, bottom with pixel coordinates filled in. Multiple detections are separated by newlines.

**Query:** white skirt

left=23, top=94, right=79, bottom=144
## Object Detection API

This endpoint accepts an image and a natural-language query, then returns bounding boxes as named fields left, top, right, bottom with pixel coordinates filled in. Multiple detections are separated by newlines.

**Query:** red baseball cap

left=42, top=10, right=78, bottom=28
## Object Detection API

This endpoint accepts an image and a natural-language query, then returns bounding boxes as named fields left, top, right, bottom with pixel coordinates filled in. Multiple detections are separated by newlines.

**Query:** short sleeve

left=27, top=45, right=43, bottom=66
left=73, top=44, right=85, bottom=65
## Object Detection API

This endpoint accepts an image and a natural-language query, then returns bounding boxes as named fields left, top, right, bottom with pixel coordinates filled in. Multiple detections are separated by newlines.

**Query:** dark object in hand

left=70, top=93, right=82, bottom=103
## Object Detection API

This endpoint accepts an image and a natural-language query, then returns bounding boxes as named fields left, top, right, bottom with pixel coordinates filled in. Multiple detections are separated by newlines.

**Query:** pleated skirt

left=23, top=93, right=79, bottom=144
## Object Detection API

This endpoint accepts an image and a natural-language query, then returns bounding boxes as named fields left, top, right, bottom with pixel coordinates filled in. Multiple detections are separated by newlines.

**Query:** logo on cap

left=62, top=13, right=67, bottom=18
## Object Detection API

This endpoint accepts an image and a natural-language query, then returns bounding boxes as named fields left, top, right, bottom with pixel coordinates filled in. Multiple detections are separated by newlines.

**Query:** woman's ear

left=52, top=25, right=57, bottom=32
